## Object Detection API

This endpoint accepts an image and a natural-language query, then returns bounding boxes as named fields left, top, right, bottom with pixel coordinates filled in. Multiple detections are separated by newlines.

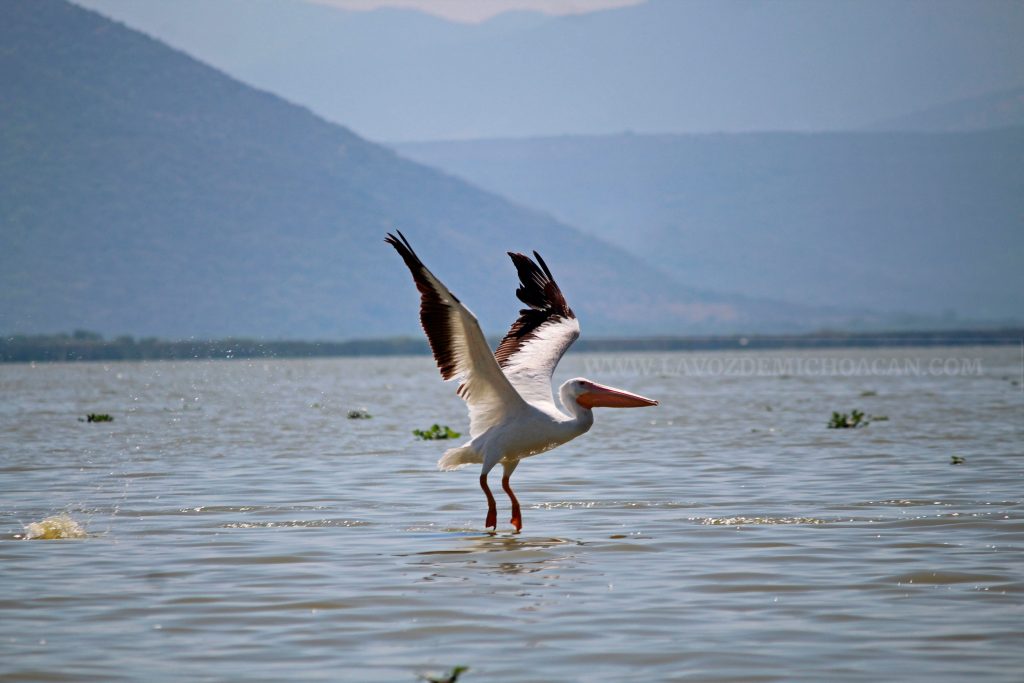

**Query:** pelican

left=386, top=231, right=658, bottom=532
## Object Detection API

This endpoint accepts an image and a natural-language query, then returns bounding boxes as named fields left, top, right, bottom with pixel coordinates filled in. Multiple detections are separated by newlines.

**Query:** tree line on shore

left=2, top=329, right=1020, bottom=363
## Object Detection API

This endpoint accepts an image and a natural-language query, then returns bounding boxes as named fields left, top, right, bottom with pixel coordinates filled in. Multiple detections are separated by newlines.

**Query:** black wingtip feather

left=506, top=251, right=573, bottom=318
left=385, top=230, right=415, bottom=256
left=386, top=230, right=461, bottom=381
left=533, top=250, right=555, bottom=281
left=495, top=250, right=575, bottom=367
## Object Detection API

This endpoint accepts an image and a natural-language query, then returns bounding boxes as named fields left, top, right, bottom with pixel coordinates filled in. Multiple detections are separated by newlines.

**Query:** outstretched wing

left=386, top=231, right=527, bottom=438
left=494, top=251, right=580, bottom=407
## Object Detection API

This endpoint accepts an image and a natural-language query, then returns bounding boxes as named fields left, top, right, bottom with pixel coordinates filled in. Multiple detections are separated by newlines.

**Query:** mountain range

left=2, top=0, right=844, bottom=340
left=866, top=87, right=1024, bottom=132
left=71, top=0, right=1024, bottom=141
left=396, top=129, right=1024, bottom=322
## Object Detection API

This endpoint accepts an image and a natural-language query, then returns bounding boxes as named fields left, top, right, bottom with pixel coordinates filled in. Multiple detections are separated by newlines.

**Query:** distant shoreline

left=2, top=328, right=1021, bottom=364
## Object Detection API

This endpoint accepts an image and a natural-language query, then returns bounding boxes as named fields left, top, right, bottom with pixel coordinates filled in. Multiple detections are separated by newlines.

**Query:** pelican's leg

left=501, top=460, right=522, bottom=533
left=479, top=473, right=497, bottom=531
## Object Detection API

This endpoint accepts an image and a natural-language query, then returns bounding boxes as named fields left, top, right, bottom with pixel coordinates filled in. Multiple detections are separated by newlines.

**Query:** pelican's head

left=562, top=378, right=659, bottom=410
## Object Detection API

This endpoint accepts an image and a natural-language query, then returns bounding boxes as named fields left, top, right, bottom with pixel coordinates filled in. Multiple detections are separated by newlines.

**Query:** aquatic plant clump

left=413, top=424, right=461, bottom=440
left=419, top=666, right=469, bottom=683
left=347, top=409, right=372, bottom=419
left=828, top=410, right=868, bottom=429
left=82, top=413, right=114, bottom=422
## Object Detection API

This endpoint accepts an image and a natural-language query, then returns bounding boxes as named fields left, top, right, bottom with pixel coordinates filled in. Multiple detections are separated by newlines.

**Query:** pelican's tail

left=438, top=443, right=481, bottom=471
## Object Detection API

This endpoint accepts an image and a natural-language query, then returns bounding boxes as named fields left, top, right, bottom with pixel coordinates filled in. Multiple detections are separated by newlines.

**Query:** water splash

left=19, top=513, right=88, bottom=540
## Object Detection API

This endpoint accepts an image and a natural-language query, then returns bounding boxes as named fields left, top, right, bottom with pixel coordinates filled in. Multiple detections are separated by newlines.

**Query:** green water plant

left=950, top=455, right=966, bottom=465
left=413, top=424, right=461, bottom=440
left=828, top=409, right=867, bottom=429
left=347, top=409, right=372, bottom=419
left=418, top=666, right=469, bottom=683
left=82, top=413, right=114, bottom=423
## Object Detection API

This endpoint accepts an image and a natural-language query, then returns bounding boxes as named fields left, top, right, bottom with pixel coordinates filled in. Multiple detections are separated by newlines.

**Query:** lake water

left=1, top=347, right=1022, bottom=682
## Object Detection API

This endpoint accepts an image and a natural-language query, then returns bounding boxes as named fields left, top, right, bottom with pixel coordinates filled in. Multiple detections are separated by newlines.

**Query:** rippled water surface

left=2, top=348, right=1022, bottom=681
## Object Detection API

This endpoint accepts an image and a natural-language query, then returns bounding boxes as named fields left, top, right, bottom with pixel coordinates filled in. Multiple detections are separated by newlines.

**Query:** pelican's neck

left=559, top=382, right=595, bottom=432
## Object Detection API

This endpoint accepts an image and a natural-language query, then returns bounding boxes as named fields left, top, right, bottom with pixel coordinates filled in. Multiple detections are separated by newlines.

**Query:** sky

left=308, top=0, right=645, bottom=23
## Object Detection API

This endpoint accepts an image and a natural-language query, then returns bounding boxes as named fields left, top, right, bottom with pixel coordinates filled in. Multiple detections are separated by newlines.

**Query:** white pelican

left=386, top=231, right=658, bottom=532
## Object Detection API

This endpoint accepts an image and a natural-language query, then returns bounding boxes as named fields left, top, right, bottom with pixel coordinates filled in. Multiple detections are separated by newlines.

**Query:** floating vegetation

left=828, top=410, right=867, bottom=429
left=872, top=415, right=889, bottom=421
left=18, top=513, right=87, bottom=540
left=413, top=424, right=461, bottom=440
left=950, top=456, right=966, bottom=465
left=347, top=409, right=372, bottom=419
left=859, top=390, right=878, bottom=397
left=81, top=413, right=114, bottom=423
left=419, top=666, right=469, bottom=683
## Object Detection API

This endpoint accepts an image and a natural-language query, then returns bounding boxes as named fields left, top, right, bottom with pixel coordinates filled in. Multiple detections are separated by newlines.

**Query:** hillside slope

left=397, top=130, right=1024, bottom=321
left=867, top=87, right=1024, bottom=132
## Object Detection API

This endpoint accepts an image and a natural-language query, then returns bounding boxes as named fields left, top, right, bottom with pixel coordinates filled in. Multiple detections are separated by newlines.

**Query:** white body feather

left=441, top=383, right=594, bottom=472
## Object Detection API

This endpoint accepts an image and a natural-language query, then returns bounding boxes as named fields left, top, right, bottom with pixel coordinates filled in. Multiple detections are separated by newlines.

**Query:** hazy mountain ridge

left=396, top=129, right=1024, bottom=322
left=866, top=86, right=1024, bottom=132
left=71, top=0, right=1024, bottom=140
left=2, top=0, right=842, bottom=339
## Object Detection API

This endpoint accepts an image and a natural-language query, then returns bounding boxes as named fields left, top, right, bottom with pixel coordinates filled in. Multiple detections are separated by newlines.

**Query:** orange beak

left=577, top=382, right=659, bottom=409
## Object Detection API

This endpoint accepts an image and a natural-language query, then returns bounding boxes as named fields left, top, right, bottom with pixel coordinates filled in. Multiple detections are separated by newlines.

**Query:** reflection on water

left=413, top=533, right=581, bottom=555
left=1, top=348, right=1022, bottom=682
left=411, top=533, right=581, bottom=578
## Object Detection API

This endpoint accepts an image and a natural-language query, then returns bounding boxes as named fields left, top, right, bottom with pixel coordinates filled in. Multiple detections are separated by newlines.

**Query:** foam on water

left=695, top=515, right=827, bottom=525
left=220, top=518, right=369, bottom=529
